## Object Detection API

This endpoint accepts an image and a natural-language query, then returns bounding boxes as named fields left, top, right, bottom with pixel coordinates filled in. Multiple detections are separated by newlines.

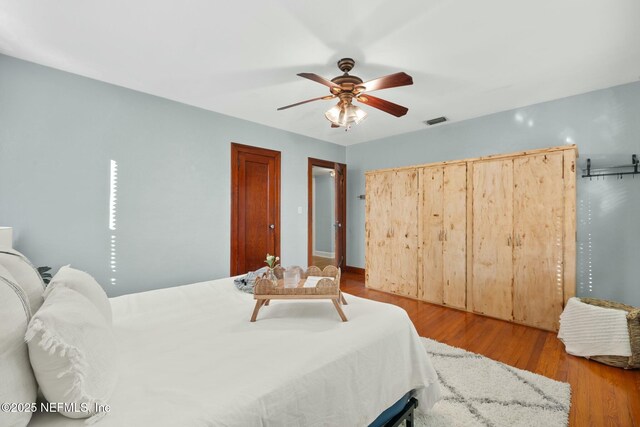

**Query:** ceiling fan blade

left=277, top=95, right=335, bottom=111
left=331, top=123, right=340, bottom=128
left=360, top=72, right=413, bottom=93
left=297, top=73, right=341, bottom=89
left=357, top=95, right=409, bottom=117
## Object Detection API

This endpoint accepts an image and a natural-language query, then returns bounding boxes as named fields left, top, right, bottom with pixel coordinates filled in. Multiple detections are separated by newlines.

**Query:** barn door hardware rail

left=582, top=154, right=639, bottom=179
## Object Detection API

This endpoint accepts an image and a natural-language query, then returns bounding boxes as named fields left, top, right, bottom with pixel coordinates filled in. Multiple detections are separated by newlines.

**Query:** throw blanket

left=234, top=267, right=268, bottom=294
left=558, top=297, right=631, bottom=357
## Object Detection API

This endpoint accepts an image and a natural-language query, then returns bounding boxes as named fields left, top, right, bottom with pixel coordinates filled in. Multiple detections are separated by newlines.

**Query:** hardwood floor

left=340, top=271, right=640, bottom=427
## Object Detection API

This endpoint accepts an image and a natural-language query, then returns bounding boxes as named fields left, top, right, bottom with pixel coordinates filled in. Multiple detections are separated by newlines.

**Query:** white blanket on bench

left=558, top=297, right=631, bottom=357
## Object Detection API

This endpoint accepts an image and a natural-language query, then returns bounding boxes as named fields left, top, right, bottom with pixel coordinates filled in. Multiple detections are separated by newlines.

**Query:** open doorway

left=308, top=158, right=346, bottom=269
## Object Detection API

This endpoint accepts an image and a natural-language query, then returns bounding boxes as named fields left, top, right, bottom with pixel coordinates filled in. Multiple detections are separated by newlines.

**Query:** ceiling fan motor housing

left=331, top=58, right=364, bottom=93
left=330, top=75, right=364, bottom=94
left=337, top=57, right=355, bottom=73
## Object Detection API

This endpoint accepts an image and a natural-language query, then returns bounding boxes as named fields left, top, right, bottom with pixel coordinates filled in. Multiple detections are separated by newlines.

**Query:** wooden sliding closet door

left=442, top=164, right=467, bottom=309
left=366, top=171, right=393, bottom=291
left=513, top=152, right=565, bottom=331
left=420, top=164, right=467, bottom=308
left=420, top=167, right=444, bottom=303
left=366, top=169, right=419, bottom=298
left=472, top=159, right=514, bottom=321
left=390, top=169, right=419, bottom=297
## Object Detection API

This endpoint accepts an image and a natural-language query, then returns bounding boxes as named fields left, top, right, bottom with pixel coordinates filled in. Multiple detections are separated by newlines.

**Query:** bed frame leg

left=406, top=409, right=414, bottom=427
left=382, top=397, right=418, bottom=427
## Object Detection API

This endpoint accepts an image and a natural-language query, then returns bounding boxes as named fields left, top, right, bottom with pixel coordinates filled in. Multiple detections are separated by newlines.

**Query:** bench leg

left=250, top=300, right=265, bottom=322
left=264, top=299, right=270, bottom=306
left=332, top=299, right=348, bottom=322
left=340, top=292, right=348, bottom=305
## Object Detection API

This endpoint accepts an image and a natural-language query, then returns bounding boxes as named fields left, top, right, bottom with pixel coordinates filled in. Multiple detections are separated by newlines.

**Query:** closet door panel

left=513, top=152, right=564, bottom=331
left=443, top=164, right=467, bottom=309
left=472, top=159, right=514, bottom=321
left=389, top=169, right=419, bottom=297
left=420, top=166, right=444, bottom=303
left=365, top=171, right=393, bottom=291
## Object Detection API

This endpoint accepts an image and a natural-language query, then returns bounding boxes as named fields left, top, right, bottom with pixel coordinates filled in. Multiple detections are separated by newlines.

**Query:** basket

left=579, top=298, right=640, bottom=369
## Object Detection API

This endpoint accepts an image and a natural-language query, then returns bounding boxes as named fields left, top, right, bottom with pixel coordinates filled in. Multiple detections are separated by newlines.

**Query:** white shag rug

left=415, top=338, right=571, bottom=427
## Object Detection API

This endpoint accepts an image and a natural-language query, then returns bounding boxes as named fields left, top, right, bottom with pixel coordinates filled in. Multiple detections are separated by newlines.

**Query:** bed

left=27, top=276, right=441, bottom=426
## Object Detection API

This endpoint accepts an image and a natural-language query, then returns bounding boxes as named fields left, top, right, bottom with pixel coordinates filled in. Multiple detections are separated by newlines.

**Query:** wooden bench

left=251, top=266, right=348, bottom=322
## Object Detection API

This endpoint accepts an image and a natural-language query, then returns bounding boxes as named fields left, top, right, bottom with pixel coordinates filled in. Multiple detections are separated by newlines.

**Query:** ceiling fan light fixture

left=324, top=102, right=367, bottom=128
left=324, top=103, right=343, bottom=125
left=345, top=103, right=368, bottom=125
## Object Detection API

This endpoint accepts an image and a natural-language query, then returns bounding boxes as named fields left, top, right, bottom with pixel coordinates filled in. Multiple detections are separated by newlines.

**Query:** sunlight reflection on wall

left=109, top=160, right=118, bottom=286
left=578, top=190, right=593, bottom=295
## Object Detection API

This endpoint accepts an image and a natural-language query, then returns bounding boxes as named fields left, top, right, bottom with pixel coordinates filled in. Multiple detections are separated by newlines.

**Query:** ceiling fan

left=277, top=58, right=413, bottom=130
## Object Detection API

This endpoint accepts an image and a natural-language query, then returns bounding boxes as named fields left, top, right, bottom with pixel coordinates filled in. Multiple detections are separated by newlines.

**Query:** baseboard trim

left=343, top=265, right=365, bottom=275
left=362, top=286, right=558, bottom=332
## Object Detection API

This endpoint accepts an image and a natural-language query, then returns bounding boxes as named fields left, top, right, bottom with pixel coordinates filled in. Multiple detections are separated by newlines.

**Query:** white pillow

left=26, top=286, right=117, bottom=421
left=0, top=249, right=46, bottom=314
left=45, top=266, right=112, bottom=324
left=0, top=264, right=37, bottom=427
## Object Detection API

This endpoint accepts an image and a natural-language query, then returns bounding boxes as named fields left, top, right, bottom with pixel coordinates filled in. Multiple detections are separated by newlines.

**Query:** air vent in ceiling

left=424, top=116, right=447, bottom=126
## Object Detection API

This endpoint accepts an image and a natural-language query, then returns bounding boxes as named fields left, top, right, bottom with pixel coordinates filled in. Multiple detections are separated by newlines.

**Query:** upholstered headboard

left=0, top=259, right=38, bottom=426
left=0, top=249, right=46, bottom=315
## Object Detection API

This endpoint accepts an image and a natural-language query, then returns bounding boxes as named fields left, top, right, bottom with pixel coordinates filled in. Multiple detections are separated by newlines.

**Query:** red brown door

left=308, top=158, right=347, bottom=269
left=231, top=143, right=281, bottom=275
left=334, top=162, right=346, bottom=268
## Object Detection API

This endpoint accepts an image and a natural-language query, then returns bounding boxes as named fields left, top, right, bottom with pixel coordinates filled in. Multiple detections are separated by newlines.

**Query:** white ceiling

left=1, top=0, right=639, bottom=146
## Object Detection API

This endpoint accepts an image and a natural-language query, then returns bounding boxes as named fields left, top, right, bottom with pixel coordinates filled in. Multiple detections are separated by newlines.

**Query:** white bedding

left=29, top=277, right=440, bottom=426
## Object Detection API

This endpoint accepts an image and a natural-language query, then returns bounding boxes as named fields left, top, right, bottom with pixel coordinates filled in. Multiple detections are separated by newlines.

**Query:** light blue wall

left=3, top=53, right=639, bottom=305
left=313, top=173, right=335, bottom=253
left=346, top=81, right=640, bottom=306
left=0, top=54, right=345, bottom=297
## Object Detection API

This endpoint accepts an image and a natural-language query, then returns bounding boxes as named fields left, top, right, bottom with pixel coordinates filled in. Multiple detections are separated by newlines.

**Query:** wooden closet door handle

left=507, top=235, right=512, bottom=246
